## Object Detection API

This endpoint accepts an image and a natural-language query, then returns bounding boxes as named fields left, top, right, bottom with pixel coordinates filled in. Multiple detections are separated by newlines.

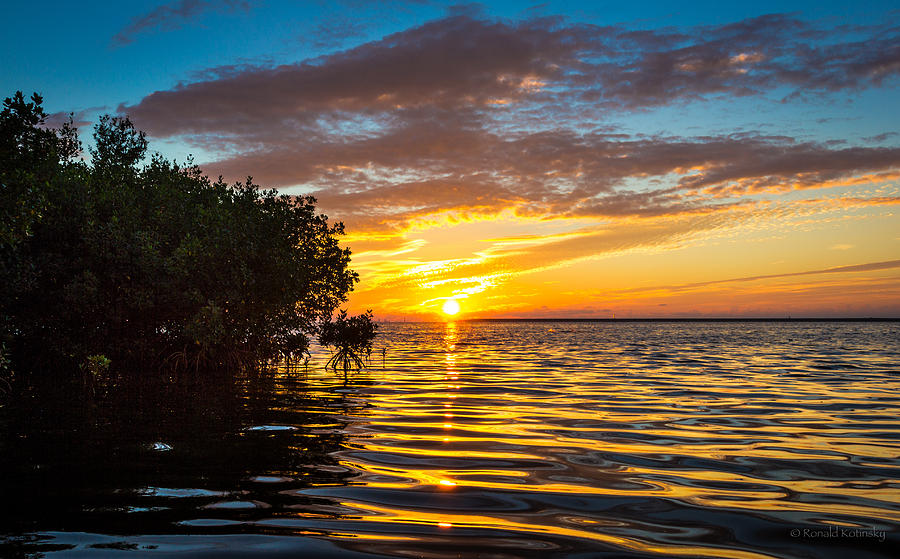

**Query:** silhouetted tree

left=319, top=310, right=378, bottom=371
left=0, top=91, right=373, bottom=377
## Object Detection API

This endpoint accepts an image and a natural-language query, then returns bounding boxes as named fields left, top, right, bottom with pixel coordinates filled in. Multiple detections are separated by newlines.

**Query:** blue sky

left=4, top=1, right=897, bottom=124
left=3, top=1, right=899, bottom=317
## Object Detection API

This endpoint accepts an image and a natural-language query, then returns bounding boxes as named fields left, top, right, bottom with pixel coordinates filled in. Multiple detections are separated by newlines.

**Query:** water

left=1, top=321, right=898, bottom=558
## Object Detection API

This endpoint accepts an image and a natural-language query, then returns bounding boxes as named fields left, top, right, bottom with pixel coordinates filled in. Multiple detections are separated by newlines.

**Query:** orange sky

left=341, top=192, right=899, bottom=319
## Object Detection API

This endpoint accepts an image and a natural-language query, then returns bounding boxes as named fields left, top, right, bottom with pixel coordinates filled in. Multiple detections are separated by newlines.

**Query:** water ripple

left=1, top=321, right=898, bottom=558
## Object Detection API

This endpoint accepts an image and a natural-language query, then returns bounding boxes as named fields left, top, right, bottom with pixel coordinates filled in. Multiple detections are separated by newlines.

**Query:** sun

left=442, top=299, right=461, bottom=316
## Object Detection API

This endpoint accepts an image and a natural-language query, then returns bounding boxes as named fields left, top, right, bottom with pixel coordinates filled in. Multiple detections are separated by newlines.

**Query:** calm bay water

left=2, top=321, right=899, bottom=558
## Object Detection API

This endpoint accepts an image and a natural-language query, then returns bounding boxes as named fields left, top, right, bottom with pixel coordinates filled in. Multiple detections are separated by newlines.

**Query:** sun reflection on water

left=328, top=321, right=900, bottom=556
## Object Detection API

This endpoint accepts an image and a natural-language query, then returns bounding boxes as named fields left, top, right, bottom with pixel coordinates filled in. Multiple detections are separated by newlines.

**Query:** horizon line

left=375, top=317, right=899, bottom=323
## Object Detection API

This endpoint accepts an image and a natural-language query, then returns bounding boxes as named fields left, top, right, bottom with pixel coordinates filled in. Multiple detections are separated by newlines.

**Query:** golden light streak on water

left=320, top=321, right=900, bottom=556
left=339, top=501, right=781, bottom=559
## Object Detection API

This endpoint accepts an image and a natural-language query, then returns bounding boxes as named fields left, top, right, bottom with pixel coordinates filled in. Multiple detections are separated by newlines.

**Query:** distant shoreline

left=380, top=317, right=899, bottom=323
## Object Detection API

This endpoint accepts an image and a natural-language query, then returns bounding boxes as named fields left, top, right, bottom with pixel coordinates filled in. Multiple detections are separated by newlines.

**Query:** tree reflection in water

left=0, top=366, right=373, bottom=557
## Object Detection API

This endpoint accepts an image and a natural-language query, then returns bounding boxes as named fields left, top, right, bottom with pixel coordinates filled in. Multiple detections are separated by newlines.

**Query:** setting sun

left=442, top=299, right=461, bottom=316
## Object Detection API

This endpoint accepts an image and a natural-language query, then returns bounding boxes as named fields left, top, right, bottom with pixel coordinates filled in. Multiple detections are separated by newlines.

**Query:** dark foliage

left=0, top=91, right=372, bottom=377
left=318, top=310, right=378, bottom=370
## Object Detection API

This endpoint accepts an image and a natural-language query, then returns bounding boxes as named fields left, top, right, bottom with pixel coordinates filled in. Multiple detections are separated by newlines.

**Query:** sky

left=3, top=1, right=899, bottom=319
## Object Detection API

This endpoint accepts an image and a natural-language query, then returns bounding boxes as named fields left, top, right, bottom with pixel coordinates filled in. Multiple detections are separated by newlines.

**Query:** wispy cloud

left=351, top=203, right=778, bottom=300
left=628, top=259, right=900, bottom=294
left=111, top=0, right=253, bottom=47
left=341, top=189, right=900, bottom=316
left=863, top=132, right=899, bottom=144
left=43, top=107, right=103, bottom=130
left=532, top=259, right=900, bottom=318
left=217, top=130, right=898, bottom=234
left=304, top=18, right=373, bottom=52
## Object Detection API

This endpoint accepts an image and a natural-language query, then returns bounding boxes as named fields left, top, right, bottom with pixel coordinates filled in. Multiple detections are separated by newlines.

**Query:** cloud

left=111, top=0, right=253, bottom=47
left=863, top=132, right=899, bottom=143
left=42, top=108, right=99, bottom=130
left=117, top=13, right=900, bottom=207
left=613, top=259, right=900, bottom=296
left=114, top=12, right=900, bottom=238
left=128, top=113, right=897, bottom=235
left=676, top=144, right=900, bottom=196
left=121, top=15, right=579, bottom=136
left=818, top=195, right=900, bottom=207
left=120, top=13, right=900, bottom=131
left=305, top=18, right=372, bottom=52
left=470, top=274, right=900, bottom=319
left=586, top=14, right=900, bottom=107
left=353, top=204, right=773, bottom=301
left=287, top=131, right=900, bottom=233
left=338, top=180, right=899, bottom=317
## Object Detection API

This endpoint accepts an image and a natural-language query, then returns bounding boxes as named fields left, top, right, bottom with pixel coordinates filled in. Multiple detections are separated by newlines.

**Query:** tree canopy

left=0, top=91, right=372, bottom=376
